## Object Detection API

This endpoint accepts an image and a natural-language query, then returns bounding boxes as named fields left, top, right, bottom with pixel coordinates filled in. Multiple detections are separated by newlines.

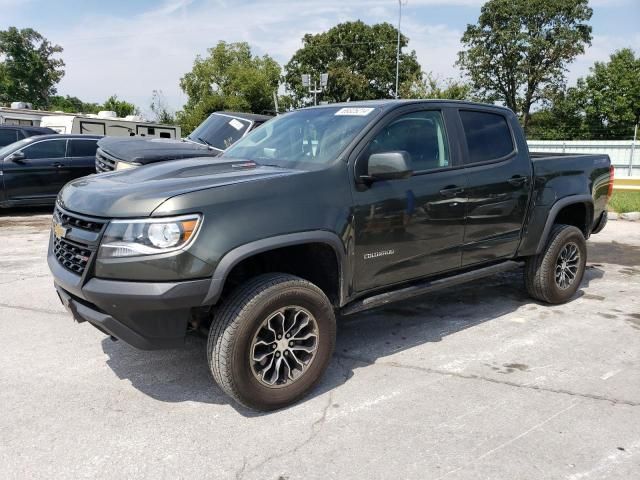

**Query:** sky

left=2, top=0, right=639, bottom=117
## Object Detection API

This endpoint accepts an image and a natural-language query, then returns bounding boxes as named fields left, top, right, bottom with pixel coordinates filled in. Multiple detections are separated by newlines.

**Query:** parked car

left=94, top=111, right=271, bottom=172
left=0, top=134, right=100, bottom=208
left=0, top=125, right=58, bottom=148
left=48, top=100, right=612, bottom=410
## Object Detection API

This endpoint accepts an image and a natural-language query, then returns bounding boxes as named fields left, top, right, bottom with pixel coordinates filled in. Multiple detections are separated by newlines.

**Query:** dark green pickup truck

left=48, top=100, right=612, bottom=410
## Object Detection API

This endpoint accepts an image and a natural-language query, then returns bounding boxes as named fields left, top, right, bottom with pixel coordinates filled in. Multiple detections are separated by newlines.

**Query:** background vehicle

left=0, top=125, right=58, bottom=147
left=94, top=111, right=271, bottom=172
left=41, top=112, right=180, bottom=139
left=48, top=100, right=612, bottom=410
left=0, top=102, right=65, bottom=127
left=0, top=134, right=100, bottom=208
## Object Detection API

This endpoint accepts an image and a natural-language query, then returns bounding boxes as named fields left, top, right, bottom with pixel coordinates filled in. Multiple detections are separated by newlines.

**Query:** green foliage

left=177, top=41, right=280, bottom=133
left=457, top=0, right=592, bottom=130
left=47, top=95, right=101, bottom=114
left=609, top=191, right=640, bottom=214
left=284, top=21, right=422, bottom=106
left=102, top=94, right=139, bottom=118
left=575, top=48, right=640, bottom=139
left=400, top=73, right=474, bottom=101
left=0, top=27, right=65, bottom=108
left=528, top=49, right=640, bottom=140
left=149, top=89, right=175, bottom=124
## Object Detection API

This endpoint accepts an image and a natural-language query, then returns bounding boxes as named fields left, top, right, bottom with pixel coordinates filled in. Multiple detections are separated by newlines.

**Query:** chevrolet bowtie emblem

left=53, top=222, right=68, bottom=239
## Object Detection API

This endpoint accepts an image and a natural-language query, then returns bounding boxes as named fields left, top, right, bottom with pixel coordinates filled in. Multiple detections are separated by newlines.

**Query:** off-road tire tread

left=207, top=273, right=331, bottom=408
left=525, top=224, right=585, bottom=304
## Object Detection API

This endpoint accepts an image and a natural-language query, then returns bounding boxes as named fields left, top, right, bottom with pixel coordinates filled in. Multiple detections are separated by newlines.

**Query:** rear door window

left=460, top=110, right=514, bottom=164
left=68, top=139, right=98, bottom=157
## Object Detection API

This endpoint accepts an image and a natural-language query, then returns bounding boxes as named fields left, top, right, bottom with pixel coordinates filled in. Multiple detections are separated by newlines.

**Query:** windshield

left=187, top=113, right=251, bottom=150
left=222, top=106, right=379, bottom=168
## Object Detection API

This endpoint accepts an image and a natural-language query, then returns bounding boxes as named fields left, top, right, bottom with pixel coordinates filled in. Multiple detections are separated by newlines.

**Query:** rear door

left=456, top=108, right=532, bottom=266
left=351, top=106, right=467, bottom=292
left=3, top=138, right=69, bottom=202
left=66, top=138, right=99, bottom=182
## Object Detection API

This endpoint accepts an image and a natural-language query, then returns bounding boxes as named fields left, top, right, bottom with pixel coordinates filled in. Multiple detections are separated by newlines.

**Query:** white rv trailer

left=0, top=102, right=66, bottom=126
left=40, top=111, right=181, bottom=138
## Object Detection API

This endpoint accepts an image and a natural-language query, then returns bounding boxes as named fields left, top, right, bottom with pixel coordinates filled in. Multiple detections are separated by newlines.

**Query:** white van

left=40, top=111, right=181, bottom=139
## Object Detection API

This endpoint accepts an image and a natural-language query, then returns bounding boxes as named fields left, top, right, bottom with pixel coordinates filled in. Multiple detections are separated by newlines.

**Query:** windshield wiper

left=196, top=136, right=214, bottom=148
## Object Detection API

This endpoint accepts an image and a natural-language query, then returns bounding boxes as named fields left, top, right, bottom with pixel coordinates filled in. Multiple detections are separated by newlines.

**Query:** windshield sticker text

left=335, top=107, right=375, bottom=116
left=228, top=119, right=244, bottom=130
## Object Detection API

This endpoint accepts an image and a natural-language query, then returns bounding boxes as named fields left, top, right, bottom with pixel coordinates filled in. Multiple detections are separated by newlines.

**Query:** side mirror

left=363, top=151, right=412, bottom=182
left=9, top=151, right=26, bottom=163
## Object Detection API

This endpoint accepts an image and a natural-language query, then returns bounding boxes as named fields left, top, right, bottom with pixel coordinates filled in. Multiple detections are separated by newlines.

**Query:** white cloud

left=32, top=0, right=636, bottom=117
left=567, top=33, right=640, bottom=84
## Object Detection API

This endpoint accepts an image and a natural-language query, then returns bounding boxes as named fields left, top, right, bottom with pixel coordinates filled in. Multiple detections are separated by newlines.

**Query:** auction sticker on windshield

left=335, top=107, right=375, bottom=116
left=228, top=119, right=245, bottom=130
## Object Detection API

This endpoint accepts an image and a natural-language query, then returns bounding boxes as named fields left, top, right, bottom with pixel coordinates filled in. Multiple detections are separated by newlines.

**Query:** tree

left=177, top=41, right=280, bottom=133
left=0, top=27, right=65, bottom=108
left=574, top=48, right=640, bottom=139
left=47, top=95, right=101, bottom=114
left=102, top=94, right=139, bottom=117
left=457, top=0, right=592, bottom=131
left=284, top=21, right=421, bottom=106
left=526, top=89, right=586, bottom=140
left=400, top=72, right=474, bottom=101
left=528, top=49, right=640, bottom=140
left=149, top=89, right=175, bottom=124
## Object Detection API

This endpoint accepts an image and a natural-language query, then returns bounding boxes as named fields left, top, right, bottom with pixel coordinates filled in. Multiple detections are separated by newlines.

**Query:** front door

left=351, top=108, right=466, bottom=292
left=3, top=138, right=69, bottom=203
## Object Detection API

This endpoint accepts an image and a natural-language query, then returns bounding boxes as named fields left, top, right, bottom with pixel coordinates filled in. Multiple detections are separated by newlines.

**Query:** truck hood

left=97, top=136, right=220, bottom=164
left=58, top=157, right=301, bottom=217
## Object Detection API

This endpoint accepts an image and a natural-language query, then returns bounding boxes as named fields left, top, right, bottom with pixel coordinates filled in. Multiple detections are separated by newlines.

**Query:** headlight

left=98, top=214, right=201, bottom=258
left=115, top=161, right=138, bottom=171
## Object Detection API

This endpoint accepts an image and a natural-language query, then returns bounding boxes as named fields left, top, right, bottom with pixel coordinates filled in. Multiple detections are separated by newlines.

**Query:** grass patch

left=609, top=191, right=640, bottom=213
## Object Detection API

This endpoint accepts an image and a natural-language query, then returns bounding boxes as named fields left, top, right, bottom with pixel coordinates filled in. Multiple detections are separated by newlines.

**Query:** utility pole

left=302, top=73, right=328, bottom=106
left=630, top=122, right=638, bottom=176
left=395, top=0, right=404, bottom=99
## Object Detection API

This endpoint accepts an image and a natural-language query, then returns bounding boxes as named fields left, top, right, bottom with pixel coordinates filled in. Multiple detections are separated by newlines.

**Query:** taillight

left=607, top=165, right=614, bottom=200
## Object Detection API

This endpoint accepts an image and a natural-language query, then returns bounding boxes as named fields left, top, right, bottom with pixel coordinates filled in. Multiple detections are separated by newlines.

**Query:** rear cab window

left=459, top=110, right=514, bottom=164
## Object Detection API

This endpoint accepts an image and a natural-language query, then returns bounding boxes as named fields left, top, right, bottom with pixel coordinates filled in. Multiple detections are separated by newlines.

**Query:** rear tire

left=525, top=224, right=587, bottom=304
left=207, top=273, right=336, bottom=411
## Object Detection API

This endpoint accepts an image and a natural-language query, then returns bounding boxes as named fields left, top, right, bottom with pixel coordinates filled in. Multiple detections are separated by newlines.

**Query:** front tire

left=525, top=224, right=587, bottom=304
left=207, top=273, right=336, bottom=411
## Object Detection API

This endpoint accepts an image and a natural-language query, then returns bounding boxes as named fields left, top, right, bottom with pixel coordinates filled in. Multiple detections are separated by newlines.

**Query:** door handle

left=52, top=162, right=64, bottom=168
left=439, top=186, right=464, bottom=198
left=508, top=176, right=528, bottom=187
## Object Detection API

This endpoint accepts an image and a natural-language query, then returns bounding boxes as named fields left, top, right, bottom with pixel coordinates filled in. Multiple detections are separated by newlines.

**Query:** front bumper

left=49, top=252, right=210, bottom=349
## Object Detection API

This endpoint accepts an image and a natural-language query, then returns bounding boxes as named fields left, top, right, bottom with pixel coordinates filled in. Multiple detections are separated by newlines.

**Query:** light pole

left=395, top=0, right=404, bottom=99
left=302, top=73, right=329, bottom=106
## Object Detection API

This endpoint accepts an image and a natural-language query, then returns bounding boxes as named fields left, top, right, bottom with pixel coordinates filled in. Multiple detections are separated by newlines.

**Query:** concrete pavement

left=0, top=210, right=638, bottom=479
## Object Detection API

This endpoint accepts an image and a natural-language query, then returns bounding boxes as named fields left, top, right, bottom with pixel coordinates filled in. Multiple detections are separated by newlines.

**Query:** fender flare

left=535, top=194, right=594, bottom=254
left=201, top=231, right=347, bottom=305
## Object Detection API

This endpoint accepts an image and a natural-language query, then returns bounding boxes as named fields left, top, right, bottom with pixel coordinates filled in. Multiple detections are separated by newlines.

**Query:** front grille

left=95, top=149, right=117, bottom=172
left=57, top=210, right=105, bottom=233
left=52, top=207, right=107, bottom=276
left=53, top=237, right=92, bottom=275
